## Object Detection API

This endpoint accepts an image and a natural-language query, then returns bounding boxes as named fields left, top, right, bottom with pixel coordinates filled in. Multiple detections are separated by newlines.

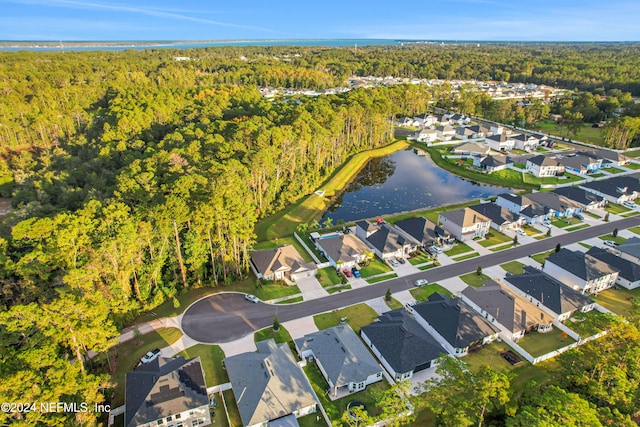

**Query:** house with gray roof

left=438, top=207, right=491, bottom=242
left=224, top=339, right=317, bottom=427
left=617, top=237, right=640, bottom=264
left=586, top=247, right=640, bottom=290
left=496, top=192, right=582, bottom=224
left=526, top=155, right=564, bottom=178
left=313, top=232, right=371, bottom=269
left=125, top=357, right=210, bottom=427
left=468, top=202, right=524, bottom=232
left=361, top=310, right=447, bottom=381
left=295, top=325, right=383, bottom=397
left=544, top=248, right=618, bottom=294
left=558, top=154, right=601, bottom=175
left=355, top=220, right=420, bottom=260
left=462, top=280, right=553, bottom=341
left=452, top=141, right=490, bottom=156
left=394, top=217, right=453, bottom=248
left=551, top=187, right=606, bottom=211
left=583, top=149, right=629, bottom=167
left=250, top=245, right=317, bottom=282
left=581, top=176, right=639, bottom=204
left=409, top=293, right=501, bottom=356
left=512, top=133, right=540, bottom=151
left=504, top=266, right=595, bottom=321
left=485, top=133, right=515, bottom=152
left=473, top=154, right=513, bottom=173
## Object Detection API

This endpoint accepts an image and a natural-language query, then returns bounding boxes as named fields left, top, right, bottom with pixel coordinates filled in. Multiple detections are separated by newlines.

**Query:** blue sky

left=1, top=0, right=639, bottom=41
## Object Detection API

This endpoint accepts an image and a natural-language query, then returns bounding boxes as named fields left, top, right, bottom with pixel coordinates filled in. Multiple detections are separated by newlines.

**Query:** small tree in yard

left=476, top=266, right=482, bottom=276
left=613, top=228, right=618, bottom=238
left=272, top=315, right=280, bottom=332
left=513, top=235, right=518, bottom=246
left=546, top=227, right=552, bottom=237
left=555, top=243, right=562, bottom=253
left=386, top=288, right=392, bottom=302
left=604, top=213, right=609, bottom=222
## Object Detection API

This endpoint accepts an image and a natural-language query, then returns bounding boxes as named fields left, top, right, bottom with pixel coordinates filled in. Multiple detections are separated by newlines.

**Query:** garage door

left=414, top=360, right=432, bottom=372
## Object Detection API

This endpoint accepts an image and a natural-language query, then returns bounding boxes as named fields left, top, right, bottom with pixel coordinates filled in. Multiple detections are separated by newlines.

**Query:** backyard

left=593, top=287, right=640, bottom=318
left=567, top=310, right=616, bottom=338
left=313, top=304, right=379, bottom=333
left=517, top=327, right=576, bottom=357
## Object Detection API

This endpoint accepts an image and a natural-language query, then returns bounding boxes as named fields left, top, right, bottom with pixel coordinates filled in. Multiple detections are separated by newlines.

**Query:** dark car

left=397, top=257, right=406, bottom=264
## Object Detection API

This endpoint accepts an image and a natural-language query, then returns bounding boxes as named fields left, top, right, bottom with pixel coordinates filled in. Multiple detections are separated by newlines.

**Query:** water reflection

left=321, top=149, right=507, bottom=223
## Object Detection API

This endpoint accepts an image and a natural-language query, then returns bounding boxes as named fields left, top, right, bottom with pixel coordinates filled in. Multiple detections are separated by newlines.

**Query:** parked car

left=573, top=213, right=584, bottom=220
left=623, top=201, right=637, bottom=209
left=245, top=294, right=260, bottom=303
left=351, top=267, right=361, bottom=278
left=542, top=221, right=552, bottom=228
left=516, top=229, right=526, bottom=236
left=388, top=259, right=399, bottom=267
left=415, top=279, right=429, bottom=287
left=140, top=348, right=161, bottom=364
left=397, top=257, right=406, bottom=264
left=429, top=246, right=443, bottom=254
left=603, top=240, right=618, bottom=248
left=343, top=268, right=352, bottom=278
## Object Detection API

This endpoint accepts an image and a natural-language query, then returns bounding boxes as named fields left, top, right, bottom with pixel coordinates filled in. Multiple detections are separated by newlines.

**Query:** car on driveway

left=623, top=201, right=637, bottom=209
left=415, top=279, right=429, bottom=287
left=343, top=269, right=352, bottom=278
left=429, top=246, right=443, bottom=254
left=542, top=221, right=552, bottom=228
left=603, top=240, right=618, bottom=248
left=516, top=229, right=526, bottom=236
left=140, top=348, right=161, bottom=364
left=245, top=294, right=260, bottom=303
left=351, top=267, right=361, bottom=278
left=388, top=259, right=399, bottom=267
left=397, top=257, right=406, bottom=264
left=573, top=213, right=584, bottom=220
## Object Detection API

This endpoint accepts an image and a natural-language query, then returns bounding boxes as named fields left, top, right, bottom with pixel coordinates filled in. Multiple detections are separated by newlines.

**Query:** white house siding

left=496, top=197, right=521, bottom=215
left=616, top=276, right=640, bottom=290
left=580, top=186, right=636, bottom=205
left=543, top=262, right=617, bottom=294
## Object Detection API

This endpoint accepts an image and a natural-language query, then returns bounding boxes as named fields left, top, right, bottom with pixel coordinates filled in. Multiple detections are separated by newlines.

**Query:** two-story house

left=543, top=248, right=618, bottom=294
left=525, top=155, right=564, bottom=178
left=438, top=207, right=491, bottom=242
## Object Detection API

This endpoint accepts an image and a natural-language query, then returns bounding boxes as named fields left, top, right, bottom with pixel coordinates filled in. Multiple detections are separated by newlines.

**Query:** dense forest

left=0, top=44, right=639, bottom=425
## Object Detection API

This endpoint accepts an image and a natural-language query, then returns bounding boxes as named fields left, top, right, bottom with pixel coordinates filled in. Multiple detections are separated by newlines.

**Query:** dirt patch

left=0, top=198, right=11, bottom=215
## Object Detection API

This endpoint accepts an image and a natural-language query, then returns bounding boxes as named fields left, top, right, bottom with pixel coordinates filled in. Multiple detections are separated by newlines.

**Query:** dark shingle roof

left=412, top=293, right=500, bottom=348
left=586, top=247, right=640, bottom=283
left=359, top=221, right=419, bottom=254
left=617, top=237, right=640, bottom=259
left=361, top=310, right=446, bottom=374
left=481, top=155, right=512, bottom=168
left=527, top=154, right=560, bottom=167
left=545, top=248, right=617, bottom=281
left=551, top=187, right=604, bottom=207
left=394, top=217, right=451, bottom=246
left=468, top=203, right=520, bottom=227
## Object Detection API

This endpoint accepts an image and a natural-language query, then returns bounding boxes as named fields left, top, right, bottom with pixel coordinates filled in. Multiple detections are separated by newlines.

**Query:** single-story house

left=250, top=245, right=317, bottom=282
left=617, top=237, right=640, bottom=264
left=473, top=154, right=513, bottom=173
left=468, top=202, right=525, bottom=232
left=409, top=293, right=501, bottom=356
left=295, top=325, right=384, bottom=396
left=583, top=149, right=629, bottom=167
left=438, top=207, right=491, bottom=242
left=585, top=247, right=640, bottom=290
left=125, top=357, right=211, bottom=427
left=224, top=339, right=317, bottom=427
left=313, top=232, right=371, bottom=269
left=361, top=309, right=447, bottom=381
left=452, top=142, right=490, bottom=157
left=581, top=176, right=639, bottom=205
left=355, top=220, right=420, bottom=260
left=504, top=266, right=595, bottom=321
left=496, top=192, right=581, bottom=224
left=543, top=248, right=618, bottom=294
left=557, top=154, right=602, bottom=175
left=525, top=155, right=564, bottom=178
left=512, top=133, right=540, bottom=151
left=461, top=280, right=553, bottom=341
left=394, top=217, right=454, bottom=248
left=550, top=187, right=606, bottom=211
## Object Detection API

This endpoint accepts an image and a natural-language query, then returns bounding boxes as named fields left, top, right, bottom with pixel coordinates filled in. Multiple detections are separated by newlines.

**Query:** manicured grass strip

left=176, top=344, right=229, bottom=387
left=254, top=140, right=408, bottom=241
left=367, top=273, right=398, bottom=284
left=255, top=282, right=301, bottom=302
left=313, top=303, right=379, bottom=333
left=534, top=234, right=550, bottom=240
left=585, top=211, right=601, bottom=219
left=565, top=224, right=590, bottom=232
left=418, top=263, right=439, bottom=271
left=605, top=203, right=631, bottom=215
left=604, top=166, right=625, bottom=173
left=598, top=234, right=627, bottom=245
left=500, top=261, right=526, bottom=275
left=385, top=297, right=404, bottom=311
left=589, top=173, right=605, bottom=178
left=408, top=251, right=433, bottom=265
left=453, top=252, right=480, bottom=261
left=490, top=243, right=515, bottom=252
left=517, top=327, right=576, bottom=357
left=410, top=283, right=452, bottom=301
left=551, top=216, right=581, bottom=228
left=316, top=267, right=342, bottom=288
left=444, top=242, right=474, bottom=256
left=531, top=250, right=554, bottom=265
left=359, top=257, right=392, bottom=277
left=277, top=296, right=304, bottom=304
left=459, top=272, right=492, bottom=288
left=621, top=211, right=640, bottom=217
left=629, top=226, right=640, bottom=235
left=385, top=199, right=483, bottom=225
left=624, top=162, right=640, bottom=170
left=223, top=389, right=243, bottom=427
left=111, top=328, right=183, bottom=406
left=477, top=231, right=512, bottom=247
left=578, top=242, right=593, bottom=249
left=327, top=284, right=352, bottom=294
left=254, top=325, right=293, bottom=345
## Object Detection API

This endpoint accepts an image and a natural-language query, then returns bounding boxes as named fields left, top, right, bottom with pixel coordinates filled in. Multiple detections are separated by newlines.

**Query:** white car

left=244, top=294, right=260, bottom=303
left=388, top=259, right=399, bottom=267
left=623, top=201, right=637, bottom=209
left=603, top=240, right=618, bottom=248
left=429, top=246, right=443, bottom=254
left=415, top=279, right=429, bottom=287
left=542, top=221, right=552, bottom=228
left=140, top=348, right=161, bottom=364
left=516, top=229, right=526, bottom=236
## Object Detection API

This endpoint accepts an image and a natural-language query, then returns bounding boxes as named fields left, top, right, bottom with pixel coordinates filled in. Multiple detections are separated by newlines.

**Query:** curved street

left=181, top=215, right=640, bottom=343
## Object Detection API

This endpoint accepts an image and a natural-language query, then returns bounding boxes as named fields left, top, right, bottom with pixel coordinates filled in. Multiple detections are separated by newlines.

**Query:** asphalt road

left=181, top=215, right=640, bottom=343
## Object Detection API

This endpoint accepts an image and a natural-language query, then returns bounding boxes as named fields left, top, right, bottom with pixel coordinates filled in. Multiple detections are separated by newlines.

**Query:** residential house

left=435, top=125, right=456, bottom=141
left=496, top=192, right=581, bottom=224
left=543, top=248, right=618, bottom=294
left=434, top=114, right=451, bottom=126
left=504, top=266, right=595, bottom=321
left=438, top=207, right=491, bottom=242
left=557, top=154, right=602, bottom=175
left=525, top=191, right=583, bottom=218
left=461, top=280, right=553, bottom=341
left=473, top=154, right=513, bottom=173
left=355, top=220, right=420, bottom=260
left=550, top=187, right=606, bottom=211
left=526, top=155, right=564, bottom=178
left=412, top=128, right=438, bottom=143
left=485, top=134, right=515, bottom=152
left=455, top=126, right=477, bottom=140
left=125, top=357, right=211, bottom=427
left=409, top=293, right=501, bottom=356
left=452, top=142, right=490, bottom=157
left=413, top=114, right=437, bottom=128
left=394, top=217, right=454, bottom=248
left=512, top=133, right=540, bottom=151
left=585, top=247, right=640, bottom=290
left=581, top=176, right=639, bottom=204
left=361, top=309, right=447, bottom=381
left=295, top=325, right=384, bottom=396
left=224, top=339, right=317, bottom=427
left=250, top=245, right=317, bottom=282
left=395, top=116, right=416, bottom=127
left=583, top=149, right=629, bottom=167
left=617, top=237, right=640, bottom=264
left=468, top=202, right=524, bottom=232
left=489, top=124, right=505, bottom=135
left=313, top=232, right=371, bottom=269
left=467, top=124, right=491, bottom=138
left=448, top=113, right=471, bottom=125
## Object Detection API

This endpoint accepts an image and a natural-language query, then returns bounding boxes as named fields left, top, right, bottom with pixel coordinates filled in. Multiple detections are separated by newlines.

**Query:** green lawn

left=598, top=234, right=627, bottom=245
left=477, top=231, right=512, bottom=248
left=521, top=224, right=540, bottom=236
left=277, top=296, right=304, bottom=304
left=223, top=389, right=243, bottom=427
left=565, top=224, right=590, bottom=232
left=111, top=328, right=183, bottom=406
left=176, top=344, right=229, bottom=387
left=585, top=211, right=601, bottom=219
left=517, top=327, right=577, bottom=357
left=408, top=251, right=433, bottom=265
left=452, top=252, right=480, bottom=261
left=444, top=242, right=474, bottom=256
left=621, top=211, right=640, bottom=217
left=418, top=263, right=439, bottom=270
left=327, top=284, right=352, bottom=294
left=593, top=287, right=640, bottom=318
left=605, top=203, right=631, bottom=215
left=385, top=297, right=404, bottom=311
left=535, top=120, right=605, bottom=146
left=567, top=311, right=615, bottom=338
left=500, top=261, right=526, bottom=275
left=604, top=166, right=625, bottom=174
left=313, top=304, right=379, bottom=333
left=254, top=282, right=301, bottom=302
left=359, top=257, right=392, bottom=277
left=459, top=272, right=492, bottom=288
left=629, top=226, right=640, bottom=235
left=490, top=242, right=516, bottom=252
left=625, top=150, right=640, bottom=158
left=367, top=273, right=398, bottom=284
left=410, top=283, right=452, bottom=302
left=385, top=199, right=484, bottom=225
left=252, top=236, right=314, bottom=262
left=297, top=232, right=329, bottom=261
left=589, top=173, right=606, bottom=178
left=551, top=216, right=582, bottom=228
left=211, top=392, right=231, bottom=427
left=254, top=324, right=293, bottom=345
left=624, top=162, right=640, bottom=170
left=298, top=413, right=328, bottom=427
left=578, top=242, right=593, bottom=249
left=316, top=267, right=342, bottom=288
left=531, top=250, right=554, bottom=265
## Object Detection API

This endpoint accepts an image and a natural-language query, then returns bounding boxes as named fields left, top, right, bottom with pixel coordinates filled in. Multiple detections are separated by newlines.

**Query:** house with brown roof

left=250, top=245, right=317, bottom=282
left=313, top=232, right=371, bottom=269
left=438, top=207, right=491, bottom=242
left=355, top=220, right=420, bottom=260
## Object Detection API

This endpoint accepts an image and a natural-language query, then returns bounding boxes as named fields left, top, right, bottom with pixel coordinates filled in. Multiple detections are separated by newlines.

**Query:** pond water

left=321, top=149, right=507, bottom=223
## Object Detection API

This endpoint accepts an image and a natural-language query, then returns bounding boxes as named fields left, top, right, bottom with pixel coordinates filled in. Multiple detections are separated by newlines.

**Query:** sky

left=1, top=0, right=639, bottom=42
